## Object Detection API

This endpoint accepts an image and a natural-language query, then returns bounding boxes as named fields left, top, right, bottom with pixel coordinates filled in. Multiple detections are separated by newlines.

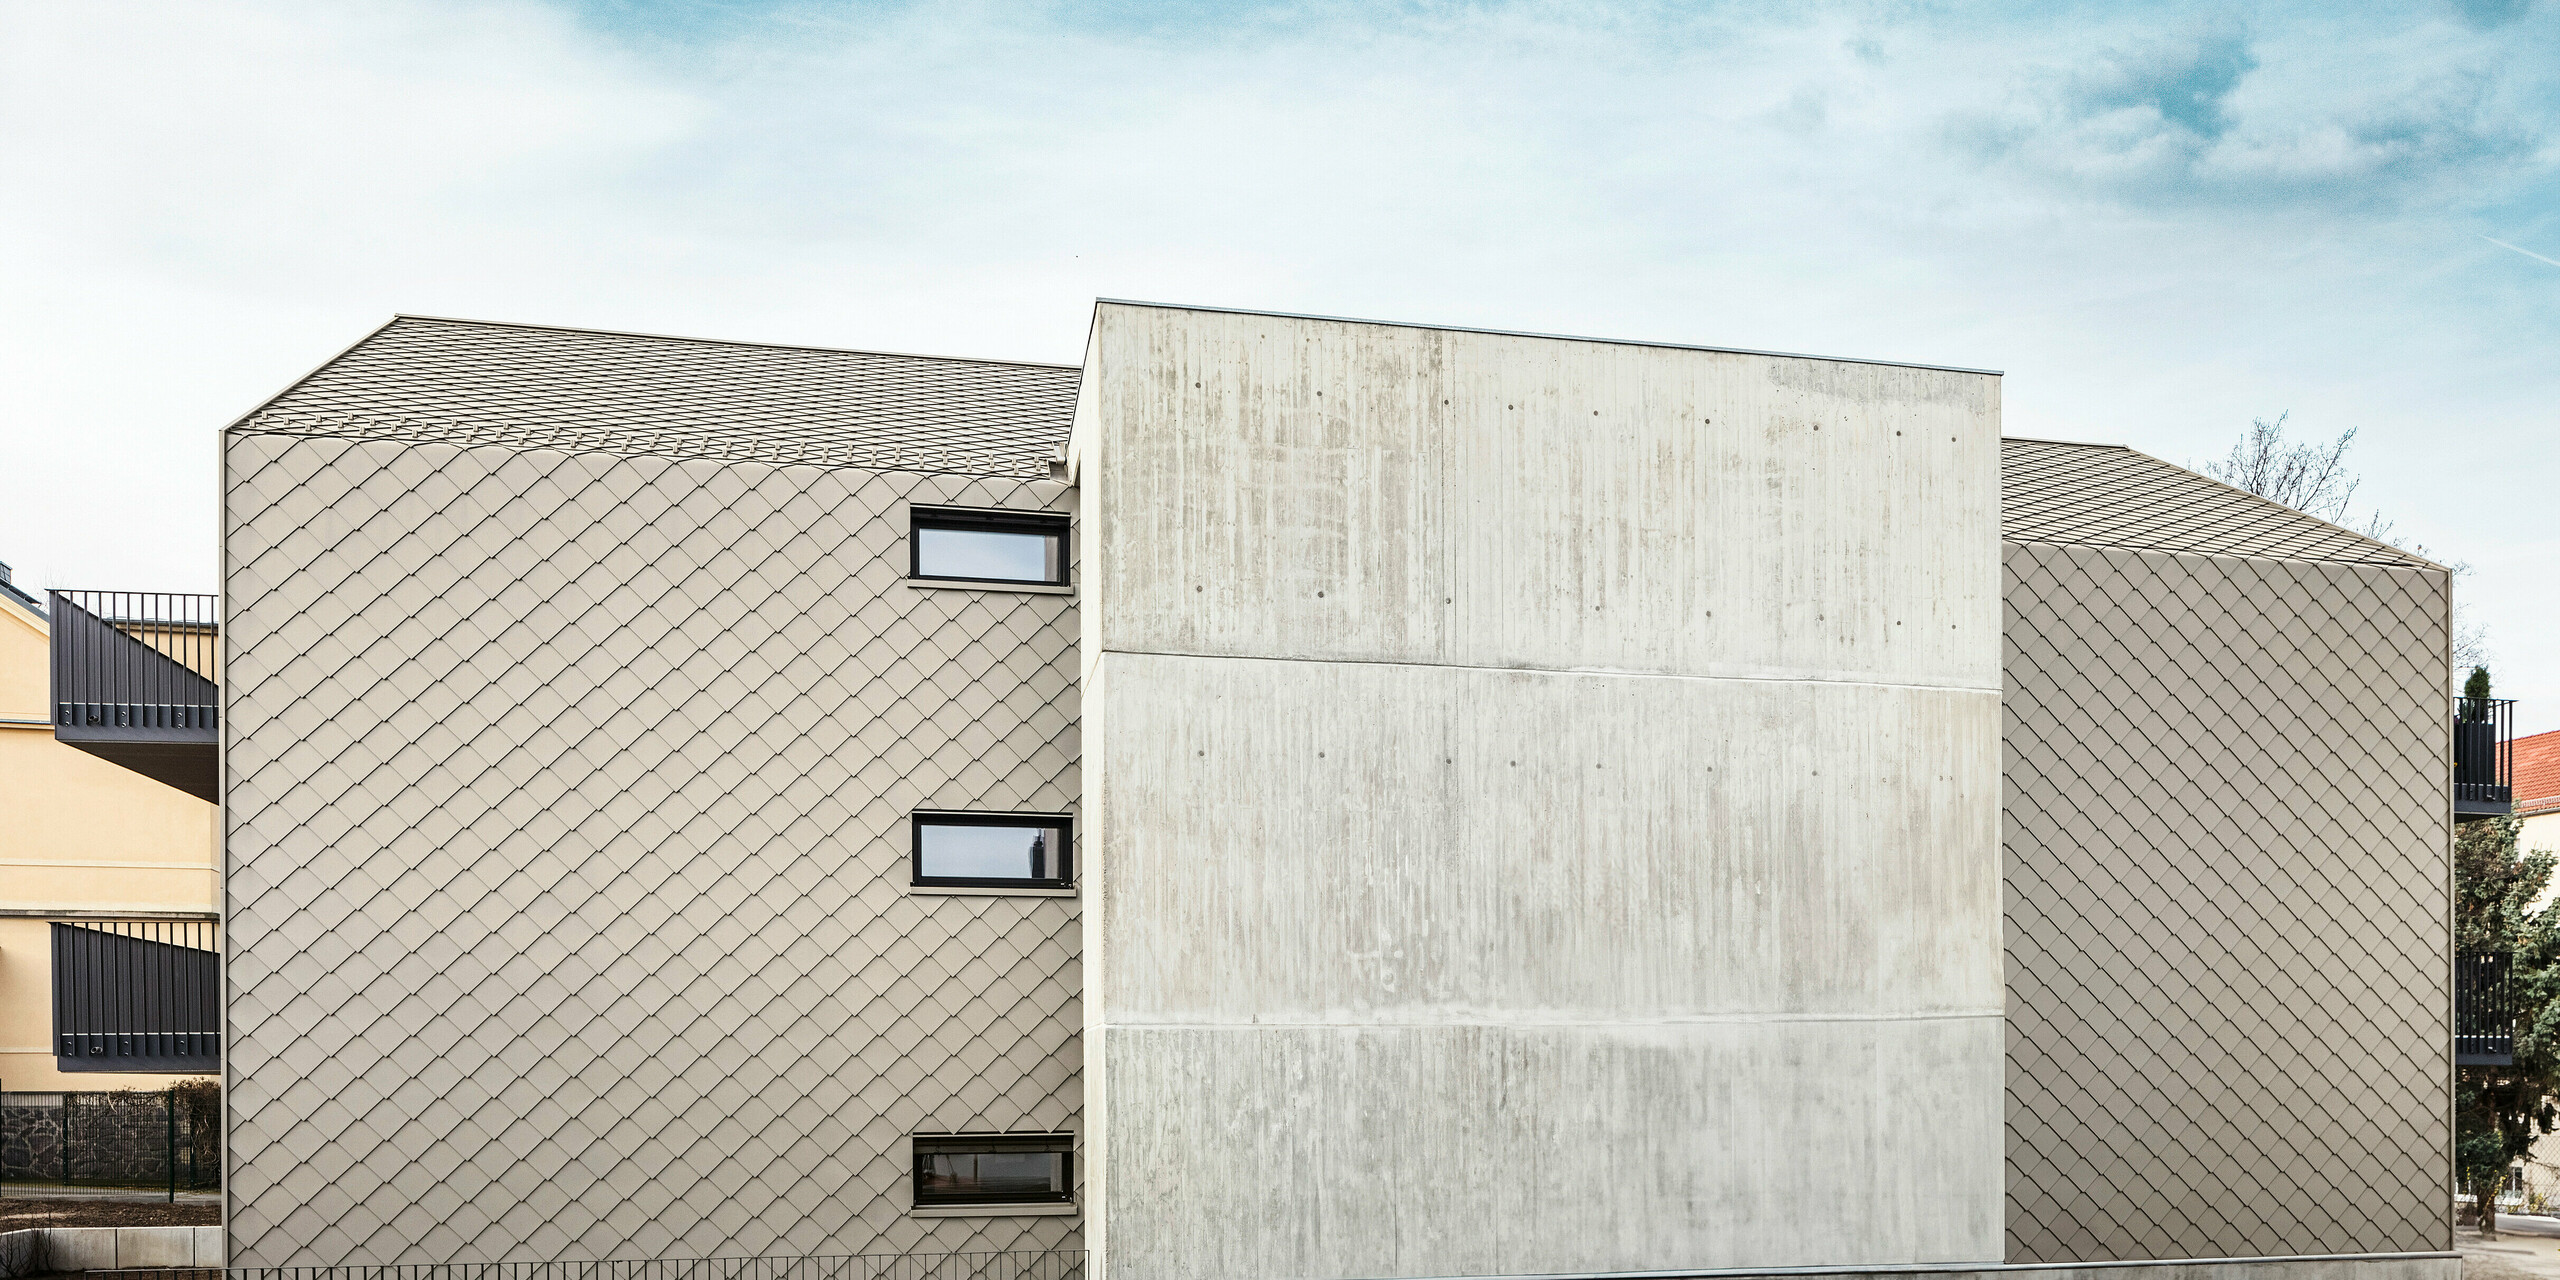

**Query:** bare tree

left=2202, top=414, right=2489, bottom=678
left=2203, top=413, right=2364, bottom=523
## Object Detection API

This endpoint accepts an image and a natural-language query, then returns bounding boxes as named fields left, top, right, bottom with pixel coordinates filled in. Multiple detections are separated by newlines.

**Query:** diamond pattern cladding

left=2003, top=538, right=2449, bottom=1264
left=238, top=318, right=1081, bottom=477
left=2002, top=438, right=2434, bottom=568
left=222, top=432, right=1082, bottom=1266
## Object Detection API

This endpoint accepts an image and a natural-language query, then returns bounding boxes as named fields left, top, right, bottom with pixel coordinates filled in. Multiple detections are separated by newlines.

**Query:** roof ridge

left=388, top=314, right=1083, bottom=372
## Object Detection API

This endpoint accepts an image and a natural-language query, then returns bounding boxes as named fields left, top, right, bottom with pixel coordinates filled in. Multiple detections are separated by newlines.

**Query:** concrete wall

left=1077, top=303, right=2005, bottom=1279
left=0, top=1225, right=226, bottom=1276
left=2002, top=540, right=2451, bottom=1264
left=222, top=433, right=1083, bottom=1265
left=0, top=589, right=219, bottom=1092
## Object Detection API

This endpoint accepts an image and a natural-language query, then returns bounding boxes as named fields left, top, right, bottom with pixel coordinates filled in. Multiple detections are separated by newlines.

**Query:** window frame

left=910, top=811, right=1074, bottom=891
left=907, top=505, right=1070, bottom=587
left=912, top=1132, right=1076, bottom=1208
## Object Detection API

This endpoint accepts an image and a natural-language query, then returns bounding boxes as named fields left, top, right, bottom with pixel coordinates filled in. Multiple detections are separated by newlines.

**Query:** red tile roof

left=2517, top=729, right=2560, bottom=816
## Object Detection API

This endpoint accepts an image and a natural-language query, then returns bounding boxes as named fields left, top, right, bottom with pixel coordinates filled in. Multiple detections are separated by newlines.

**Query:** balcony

left=2458, top=953, right=2514, bottom=1067
left=2457, top=696, right=2515, bottom=818
left=53, top=920, right=221, bottom=1073
left=50, top=591, right=218, bottom=803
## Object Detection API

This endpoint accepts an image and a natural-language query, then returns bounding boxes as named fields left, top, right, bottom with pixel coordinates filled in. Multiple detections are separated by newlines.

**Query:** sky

left=3, top=0, right=2556, bottom=728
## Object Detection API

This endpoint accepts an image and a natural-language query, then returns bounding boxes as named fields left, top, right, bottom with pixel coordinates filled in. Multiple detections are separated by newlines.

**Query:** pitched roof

left=2001, top=437, right=2440, bottom=569
left=0, top=562, right=42, bottom=619
left=2515, top=729, right=2560, bottom=817
left=229, top=316, right=1082, bottom=477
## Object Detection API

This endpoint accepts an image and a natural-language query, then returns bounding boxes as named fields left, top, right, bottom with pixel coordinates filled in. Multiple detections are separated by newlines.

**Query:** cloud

left=2448, top=0, right=2536, bottom=28
left=3, top=0, right=2559, bottom=725
left=1946, top=13, right=2544, bottom=211
left=2070, top=23, right=2259, bottom=140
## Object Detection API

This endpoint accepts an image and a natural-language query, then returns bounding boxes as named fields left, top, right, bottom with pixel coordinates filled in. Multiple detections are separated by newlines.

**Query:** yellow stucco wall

left=0, top=589, right=217, bottom=1090
left=2524, top=809, right=2560, bottom=863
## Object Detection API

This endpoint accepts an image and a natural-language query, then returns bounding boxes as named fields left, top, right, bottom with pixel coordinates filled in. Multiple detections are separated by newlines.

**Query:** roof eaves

left=0, top=580, right=43, bottom=621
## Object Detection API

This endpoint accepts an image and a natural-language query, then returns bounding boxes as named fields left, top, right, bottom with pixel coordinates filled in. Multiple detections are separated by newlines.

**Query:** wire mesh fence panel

left=220, top=1253, right=1089, bottom=1280
left=0, top=1087, right=220, bottom=1191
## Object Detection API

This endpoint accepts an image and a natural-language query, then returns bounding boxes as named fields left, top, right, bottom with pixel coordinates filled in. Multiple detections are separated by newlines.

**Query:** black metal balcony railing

left=49, top=590, right=217, bottom=803
left=2458, top=952, right=2515, bottom=1067
left=2456, top=696, right=2516, bottom=818
left=53, top=920, right=220, bottom=1073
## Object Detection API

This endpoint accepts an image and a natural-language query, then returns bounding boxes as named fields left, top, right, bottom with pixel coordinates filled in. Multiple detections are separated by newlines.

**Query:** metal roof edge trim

left=383, top=313, right=1083, bottom=371
left=2000, top=434, right=2132, bottom=450
left=1998, top=532, right=2449, bottom=573
left=2110, top=444, right=2450, bottom=574
left=1092, top=298, right=2005, bottom=377
left=221, top=315, right=404, bottom=433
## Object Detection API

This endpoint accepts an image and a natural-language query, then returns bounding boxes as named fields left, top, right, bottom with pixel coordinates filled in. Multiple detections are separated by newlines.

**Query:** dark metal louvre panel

left=233, top=317, right=1082, bottom=477
left=2001, top=438, right=2437, bottom=567
left=2454, top=696, right=2515, bottom=810
left=2457, top=953, right=2515, bottom=1066
left=49, top=591, right=219, bottom=737
left=53, top=921, right=221, bottom=1072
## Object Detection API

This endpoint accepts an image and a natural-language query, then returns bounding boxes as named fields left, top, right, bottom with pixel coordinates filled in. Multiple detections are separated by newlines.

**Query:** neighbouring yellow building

left=0, top=561, right=218, bottom=1091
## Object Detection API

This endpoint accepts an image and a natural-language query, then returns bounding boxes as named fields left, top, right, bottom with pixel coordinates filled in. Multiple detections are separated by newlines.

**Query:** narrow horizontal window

left=912, top=812, right=1072, bottom=889
left=914, top=1133, right=1073, bottom=1207
left=910, top=506, right=1068, bottom=586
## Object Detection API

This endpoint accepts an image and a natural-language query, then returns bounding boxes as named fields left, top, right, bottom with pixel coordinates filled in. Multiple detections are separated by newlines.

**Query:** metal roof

left=2001, top=437, right=2441, bottom=569
left=229, top=316, right=1082, bottom=477
left=0, top=561, right=42, bottom=618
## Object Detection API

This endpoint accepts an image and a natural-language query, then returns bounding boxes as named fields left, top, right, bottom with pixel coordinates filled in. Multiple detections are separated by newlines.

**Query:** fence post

left=61, top=1093, right=70, bottom=1187
left=167, top=1086, right=176, bottom=1203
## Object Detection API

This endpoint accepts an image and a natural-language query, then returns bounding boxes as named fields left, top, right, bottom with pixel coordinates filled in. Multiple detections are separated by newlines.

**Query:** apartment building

left=164, top=303, right=2454, bottom=1280
left=0, top=565, right=219, bottom=1095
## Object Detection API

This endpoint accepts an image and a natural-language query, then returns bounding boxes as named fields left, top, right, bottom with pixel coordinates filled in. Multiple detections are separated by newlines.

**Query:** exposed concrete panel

left=1076, top=304, right=2000, bottom=690
left=1081, top=305, right=2005, bottom=1279
left=1094, top=651, right=1999, bottom=1023
left=1102, top=1018, right=2003, bottom=1279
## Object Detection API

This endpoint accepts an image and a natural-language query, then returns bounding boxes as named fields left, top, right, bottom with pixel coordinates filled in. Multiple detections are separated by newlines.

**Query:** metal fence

left=0, top=1086, right=220, bottom=1196
left=47, top=590, right=220, bottom=733
left=2456, top=695, right=2516, bottom=810
left=2459, top=952, right=2517, bottom=1066
left=200, top=1256, right=1089, bottom=1280
left=52, top=920, right=221, bottom=1073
